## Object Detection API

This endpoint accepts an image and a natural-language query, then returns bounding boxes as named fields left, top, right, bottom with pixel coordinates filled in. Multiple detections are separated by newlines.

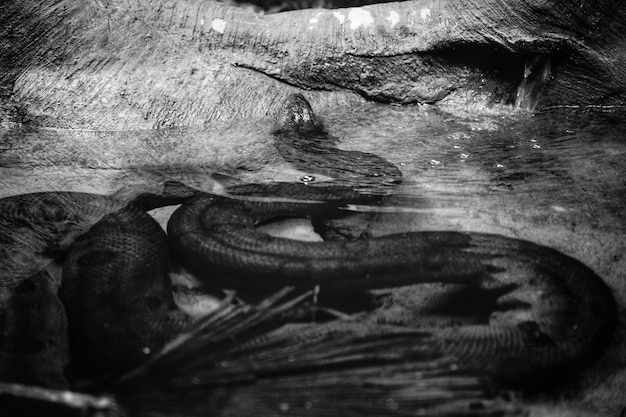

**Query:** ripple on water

left=300, top=103, right=626, bottom=236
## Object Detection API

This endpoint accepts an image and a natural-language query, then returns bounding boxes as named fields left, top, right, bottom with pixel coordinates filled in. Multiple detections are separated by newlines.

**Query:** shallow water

left=325, top=103, right=625, bottom=208
left=311, top=104, right=626, bottom=239
left=1, top=103, right=626, bottom=415
left=2, top=103, right=625, bottom=292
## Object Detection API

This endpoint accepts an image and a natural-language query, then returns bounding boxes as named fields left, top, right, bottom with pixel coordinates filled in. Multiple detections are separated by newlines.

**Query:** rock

left=1, top=0, right=625, bottom=130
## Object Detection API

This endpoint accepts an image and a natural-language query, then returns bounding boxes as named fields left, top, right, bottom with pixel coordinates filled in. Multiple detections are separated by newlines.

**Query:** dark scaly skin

left=0, top=192, right=132, bottom=387
left=0, top=269, right=69, bottom=389
left=0, top=186, right=197, bottom=383
left=61, top=205, right=193, bottom=377
left=0, top=192, right=125, bottom=289
left=0, top=94, right=618, bottom=395
left=432, top=233, right=617, bottom=385
left=272, top=94, right=402, bottom=194
left=0, top=183, right=194, bottom=289
left=168, top=94, right=618, bottom=385
left=168, top=192, right=493, bottom=292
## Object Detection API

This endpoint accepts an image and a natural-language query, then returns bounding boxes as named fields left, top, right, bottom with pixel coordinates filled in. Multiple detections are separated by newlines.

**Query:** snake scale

left=0, top=94, right=618, bottom=411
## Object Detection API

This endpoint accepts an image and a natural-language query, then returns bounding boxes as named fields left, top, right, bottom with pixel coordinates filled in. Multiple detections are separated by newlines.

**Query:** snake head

left=273, top=94, right=325, bottom=135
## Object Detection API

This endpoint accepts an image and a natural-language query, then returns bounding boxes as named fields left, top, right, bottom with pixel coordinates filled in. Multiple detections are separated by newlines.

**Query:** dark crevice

left=429, top=42, right=533, bottom=106
left=429, top=42, right=527, bottom=79
left=218, top=0, right=408, bottom=13
left=238, top=34, right=570, bottom=108
left=233, top=62, right=327, bottom=92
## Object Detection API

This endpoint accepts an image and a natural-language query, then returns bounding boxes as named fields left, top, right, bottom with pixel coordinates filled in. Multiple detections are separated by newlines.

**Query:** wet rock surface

left=1, top=0, right=626, bottom=130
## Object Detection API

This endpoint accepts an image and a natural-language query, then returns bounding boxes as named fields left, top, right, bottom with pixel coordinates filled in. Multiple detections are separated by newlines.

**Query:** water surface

left=1, top=102, right=625, bottom=416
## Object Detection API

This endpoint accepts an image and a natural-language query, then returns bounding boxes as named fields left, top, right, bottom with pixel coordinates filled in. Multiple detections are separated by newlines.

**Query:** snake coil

left=0, top=94, right=618, bottom=399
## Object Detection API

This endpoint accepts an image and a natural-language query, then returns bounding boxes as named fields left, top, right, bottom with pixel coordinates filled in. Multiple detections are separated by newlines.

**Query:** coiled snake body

left=0, top=95, right=618, bottom=401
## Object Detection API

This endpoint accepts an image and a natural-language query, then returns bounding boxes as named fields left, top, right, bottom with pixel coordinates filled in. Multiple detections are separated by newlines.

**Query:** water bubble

left=142, top=347, right=151, bottom=354
left=279, top=402, right=290, bottom=412
left=288, top=354, right=296, bottom=362
left=304, top=401, right=313, bottom=409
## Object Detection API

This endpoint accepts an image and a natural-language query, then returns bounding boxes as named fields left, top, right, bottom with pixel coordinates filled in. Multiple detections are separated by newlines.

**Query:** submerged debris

left=1, top=288, right=523, bottom=416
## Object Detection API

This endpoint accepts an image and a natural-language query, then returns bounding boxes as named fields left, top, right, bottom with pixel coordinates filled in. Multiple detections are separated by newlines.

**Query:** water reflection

left=1, top=102, right=625, bottom=415
left=318, top=104, right=626, bottom=231
left=2, top=104, right=625, bottom=278
left=2, top=103, right=625, bottom=279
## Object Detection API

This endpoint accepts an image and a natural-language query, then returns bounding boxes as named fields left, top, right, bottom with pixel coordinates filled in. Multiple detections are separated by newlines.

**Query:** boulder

left=1, top=0, right=625, bottom=130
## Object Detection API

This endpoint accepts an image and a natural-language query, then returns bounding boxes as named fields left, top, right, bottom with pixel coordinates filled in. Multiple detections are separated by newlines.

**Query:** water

left=1, top=102, right=625, bottom=415
left=515, top=55, right=552, bottom=111
left=320, top=102, right=625, bottom=230
left=2, top=102, right=625, bottom=279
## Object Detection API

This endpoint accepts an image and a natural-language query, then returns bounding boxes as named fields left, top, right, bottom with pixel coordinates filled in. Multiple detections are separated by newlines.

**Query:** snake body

left=0, top=95, right=618, bottom=395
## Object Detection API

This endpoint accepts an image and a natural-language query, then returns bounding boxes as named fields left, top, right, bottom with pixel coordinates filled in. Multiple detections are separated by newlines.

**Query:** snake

left=0, top=94, right=618, bottom=401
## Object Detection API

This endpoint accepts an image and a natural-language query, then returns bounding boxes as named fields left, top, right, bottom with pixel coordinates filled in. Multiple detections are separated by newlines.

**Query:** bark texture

left=1, top=0, right=626, bottom=130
